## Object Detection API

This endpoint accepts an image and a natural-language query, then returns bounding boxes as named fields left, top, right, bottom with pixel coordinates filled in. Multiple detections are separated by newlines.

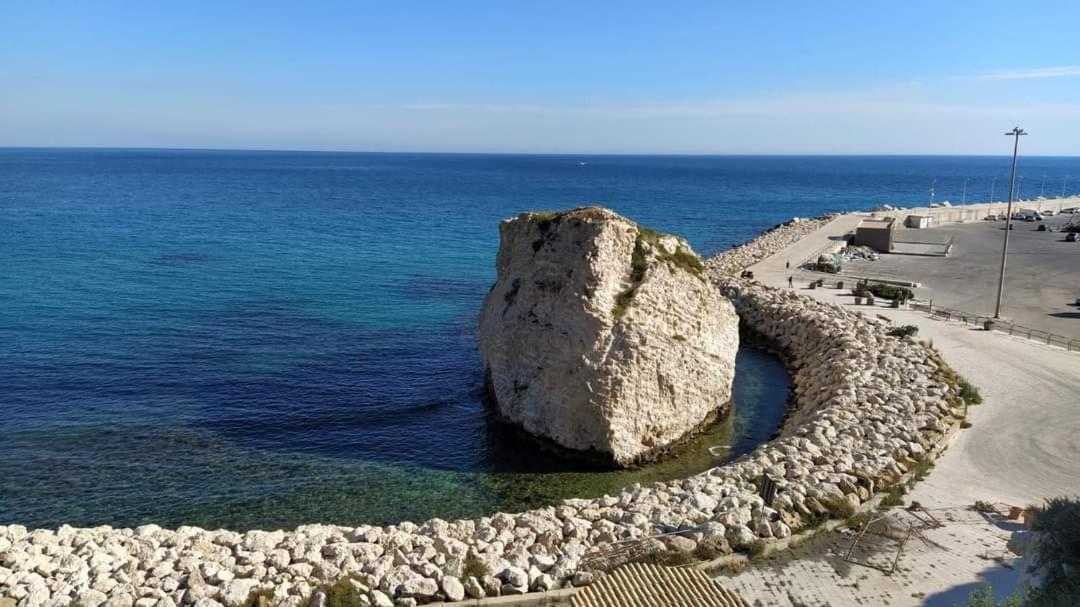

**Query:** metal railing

left=909, top=301, right=1080, bottom=352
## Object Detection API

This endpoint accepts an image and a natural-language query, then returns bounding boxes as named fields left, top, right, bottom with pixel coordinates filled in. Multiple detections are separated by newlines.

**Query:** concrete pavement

left=719, top=212, right=1080, bottom=606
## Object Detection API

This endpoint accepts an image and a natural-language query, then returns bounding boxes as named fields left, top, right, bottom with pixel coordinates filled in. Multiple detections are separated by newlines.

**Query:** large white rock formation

left=478, top=206, right=740, bottom=466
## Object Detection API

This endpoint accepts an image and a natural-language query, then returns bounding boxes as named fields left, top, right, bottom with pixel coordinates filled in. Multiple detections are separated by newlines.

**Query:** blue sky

left=2, top=1, right=1079, bottom=154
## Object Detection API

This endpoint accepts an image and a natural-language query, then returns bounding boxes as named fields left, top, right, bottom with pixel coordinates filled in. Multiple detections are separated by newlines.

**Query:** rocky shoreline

left=1, top=212, right=967, bottom=607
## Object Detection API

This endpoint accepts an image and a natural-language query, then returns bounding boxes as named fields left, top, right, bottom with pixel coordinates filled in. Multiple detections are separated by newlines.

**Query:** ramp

left=570, top=563, right=748, bottom=607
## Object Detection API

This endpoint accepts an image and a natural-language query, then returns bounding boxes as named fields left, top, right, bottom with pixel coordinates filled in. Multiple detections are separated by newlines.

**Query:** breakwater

left=1, top=217, right=967, bottom=607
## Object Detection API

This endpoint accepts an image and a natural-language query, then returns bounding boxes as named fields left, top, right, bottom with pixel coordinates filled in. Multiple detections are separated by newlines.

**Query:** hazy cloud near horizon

left=3, top=2, right=1079, bottom=155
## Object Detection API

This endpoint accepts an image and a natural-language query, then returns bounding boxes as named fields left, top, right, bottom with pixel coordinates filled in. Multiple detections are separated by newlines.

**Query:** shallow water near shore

left=2, top=149, right=1076, bottom=530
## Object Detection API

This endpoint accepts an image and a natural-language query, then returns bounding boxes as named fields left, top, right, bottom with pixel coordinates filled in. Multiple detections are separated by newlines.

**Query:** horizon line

left=2, top=145, right=1078, bottom=159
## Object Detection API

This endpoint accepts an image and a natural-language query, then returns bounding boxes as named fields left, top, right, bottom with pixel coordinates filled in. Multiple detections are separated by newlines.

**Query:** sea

left=2, top=149, right=1076, bottom=531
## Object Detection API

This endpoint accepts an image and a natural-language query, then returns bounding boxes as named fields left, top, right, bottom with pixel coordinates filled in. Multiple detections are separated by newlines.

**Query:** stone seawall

left=1, top=219, right=967, bottom=607
left=704, top=216, right=835, bottom=276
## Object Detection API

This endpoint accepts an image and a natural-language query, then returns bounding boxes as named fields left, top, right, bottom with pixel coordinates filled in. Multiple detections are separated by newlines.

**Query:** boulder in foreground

left=478, top=206, right=739, bottom=466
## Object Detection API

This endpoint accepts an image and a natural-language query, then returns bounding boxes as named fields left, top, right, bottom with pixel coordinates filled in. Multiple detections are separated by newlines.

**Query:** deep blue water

left=1, top=149, right=1077, bottom=530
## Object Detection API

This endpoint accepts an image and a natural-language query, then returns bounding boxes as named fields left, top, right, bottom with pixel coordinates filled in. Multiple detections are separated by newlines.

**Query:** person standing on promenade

left=788, top=276, right=794, bottom=288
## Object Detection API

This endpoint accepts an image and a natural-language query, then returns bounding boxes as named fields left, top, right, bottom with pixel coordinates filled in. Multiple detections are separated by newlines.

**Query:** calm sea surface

left=2, top=149, right=1076, bottom=530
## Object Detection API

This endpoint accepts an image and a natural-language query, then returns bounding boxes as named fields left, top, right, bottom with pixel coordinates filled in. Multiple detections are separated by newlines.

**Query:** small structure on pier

left=854, top=217, right=896, bottom=253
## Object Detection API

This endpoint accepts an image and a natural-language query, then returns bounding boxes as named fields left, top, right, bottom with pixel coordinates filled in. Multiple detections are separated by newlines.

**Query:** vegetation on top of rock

left=613, top=224, right=705, bottom=319
left=663, top=247, right=705, bottom=276
left=613, top=233, right=649, bottom=319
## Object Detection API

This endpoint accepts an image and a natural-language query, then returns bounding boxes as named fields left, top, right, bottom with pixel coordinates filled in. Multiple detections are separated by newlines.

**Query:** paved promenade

left=718, top=212, right=1080, bottom=606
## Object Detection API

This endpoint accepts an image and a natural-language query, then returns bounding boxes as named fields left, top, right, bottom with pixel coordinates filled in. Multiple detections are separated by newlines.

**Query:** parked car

left=1063, top=207, right=1079, bottom=214
left=1068, top=232, right=1080, bottom=242
left=1042, top=209, right=1056, bottom=216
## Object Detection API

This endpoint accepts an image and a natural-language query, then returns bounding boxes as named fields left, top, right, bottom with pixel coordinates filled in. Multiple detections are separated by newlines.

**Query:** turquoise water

left=2, top=149, right=1075, bottom=530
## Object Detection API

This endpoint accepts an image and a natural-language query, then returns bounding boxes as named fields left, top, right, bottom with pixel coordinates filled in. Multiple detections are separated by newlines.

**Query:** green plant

left=910, top=457, right=935, bottom=483
left=745, top=540, right=768, bottom=559
left=612, top=229, right=650, bottom=319
left=715, top=559, right=747, bottom=574
left=461, top=558, right=491, bottom=581
left=633, top=548, right=694, bottom=567
left=963, top=584, right=1024, bottom=607
left=1029, top=497, right=1080, bottom=591
left=802, top=510, right=829, bottom=530
left=846, top=512, right=875, bottom=531
left=853, top=281, right=914, bottom=302
left=958, top=377, right=983, bottom=405
left=662, top=247, right=704, bottom=276
left=320, top=577, right=363, bottom=607
left=241, top=588, right=275, bottom=607
left=887, top=325, right=919, bottom=338
left=691, top=537, right=730, bottom=560
left=1027, top=576, right=1080, bottom=606
left=879, top=486, right=906, bottom=509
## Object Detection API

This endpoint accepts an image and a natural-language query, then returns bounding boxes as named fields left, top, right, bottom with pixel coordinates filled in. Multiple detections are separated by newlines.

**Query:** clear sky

left=3, top=1, right=1079, bottom=154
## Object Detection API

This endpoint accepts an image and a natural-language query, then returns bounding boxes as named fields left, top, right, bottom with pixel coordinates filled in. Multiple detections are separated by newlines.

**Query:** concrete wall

left=871, top=195, right=1080, bottom=227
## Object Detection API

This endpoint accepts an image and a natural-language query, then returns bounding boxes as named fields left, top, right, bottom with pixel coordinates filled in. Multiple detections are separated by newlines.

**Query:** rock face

left=478, top=207, right=740, bottom=466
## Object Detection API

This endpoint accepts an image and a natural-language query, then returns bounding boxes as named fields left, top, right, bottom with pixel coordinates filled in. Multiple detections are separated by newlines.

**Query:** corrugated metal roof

left=570, top=563, right=748, bottom=607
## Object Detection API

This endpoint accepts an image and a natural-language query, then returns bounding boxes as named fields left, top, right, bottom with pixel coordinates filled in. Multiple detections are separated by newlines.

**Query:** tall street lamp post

left=994, top=126, right=1027, bottom=319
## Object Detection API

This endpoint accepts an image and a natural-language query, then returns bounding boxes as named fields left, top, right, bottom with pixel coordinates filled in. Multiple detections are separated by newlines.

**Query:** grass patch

left=854, top=281, right=914, bottom=303
left=633, top=549, right=694, bottom=567
left=887, top=324, right=919, bottom=338
left=533, top=211, right=561, bottom=232
left=803, top=510, right=830, bottom=530
left=691, top=537, right=730, bottom=561
left=662, top=247, right=705, bottom=276
left=241, top=589, right=275, bottom=607
left=637, top=225, right=662, bottom=242
left=958, top=377, right=983, bottom=405
left=713, top=559, right=747, bottom=575
left=311, top=577, right=365, bottom=607
left=846, top=511, right=875, bottom=531
left=879, top=486, right=906, bottom=510
left=910, top=457, right=935, bottom=483
left=745, top=540, right=768, bottom=560
left=613, top=231, right=649, bottom=319
left=461, top=557, right=491, bottom=581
